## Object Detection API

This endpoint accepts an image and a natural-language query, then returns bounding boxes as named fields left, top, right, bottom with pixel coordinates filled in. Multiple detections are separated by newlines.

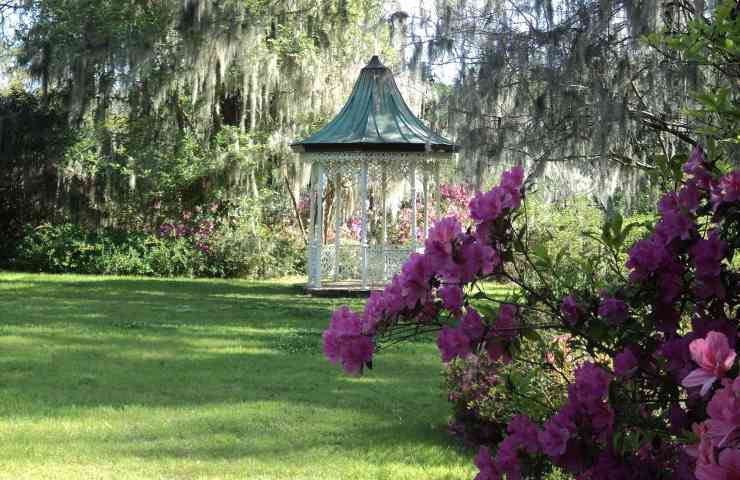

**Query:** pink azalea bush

left=323, top=145, right=740, bottom=479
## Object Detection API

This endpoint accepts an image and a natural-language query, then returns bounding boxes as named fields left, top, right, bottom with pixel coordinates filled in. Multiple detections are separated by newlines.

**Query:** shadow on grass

left=0, top=274, right=355, bottom=330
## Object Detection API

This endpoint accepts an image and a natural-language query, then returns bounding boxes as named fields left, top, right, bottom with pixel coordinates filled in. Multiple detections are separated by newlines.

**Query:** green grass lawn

left=0, top=272, right=476, bottom=479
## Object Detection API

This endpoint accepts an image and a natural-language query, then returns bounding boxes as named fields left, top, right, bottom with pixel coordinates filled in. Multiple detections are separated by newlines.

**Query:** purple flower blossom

left=598, top=296, right=629, bottom=324
left=437, top=326, right=471, bottom=363
left=614, top=347, right=639, bottom=377
left=626, top=235, right=668, bottom=282
left=539, top=419, right=571, bottom=458
left=712, top=171, right=740, bottom=209
left=690, top=230, right=727, bottom=299
left=571, top=362, right=612, bottom=407
left=507, top=414, right=540, bottom=454
left=683, top=145, right=714, bottom=190
left=495, top=436, right=522, bottom=480
left=438, top=285, right=464, bottom=314
left=474, top=446, right=500, bottom=480
left=494, top=304, right=518, bottom=340
left=655, top=209, right=695, bottom=244
left=560, top=295, right=581, bottom=326
left=461, top=307, right=485, bottom=342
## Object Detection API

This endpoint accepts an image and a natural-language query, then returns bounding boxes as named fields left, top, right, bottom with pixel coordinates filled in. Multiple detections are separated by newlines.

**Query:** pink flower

left=696, top=447, right=740, bottom=480
left=500, top=166, right=525, bottom=192
left=362, top=292, right=386, bottom=335
left=398, top=253, right=434, bottom=309
left=323, top=306, right=374, bottom=374
left=682, top=331, right=736, bottom=396
left=705, top=377, right=740, bottom=448
left=427, top=216, right=462, bottom=244
left=468, top=167, right=524, bottom=223
left=437, top=326, right=471, bottom=363
left=424, top=217, right=461, bottom=279
left=457, top=238, right=498, bottom=282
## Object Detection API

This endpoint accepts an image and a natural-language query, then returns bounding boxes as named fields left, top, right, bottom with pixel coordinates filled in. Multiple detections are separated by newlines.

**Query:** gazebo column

left=315, top=163, right=325, bottom=288
left=381, top=166, right=388, bottom=281
left=423, top=170, right=429, bottom=241
left=307, top=166, right=318, bottom=287
left=434, top=162, right=441, bottom=221
left=360, top=160, right=369, bottom=289
left=333, top=172, right=342, bottom=282
left=410, top=161, right=417, bottom=252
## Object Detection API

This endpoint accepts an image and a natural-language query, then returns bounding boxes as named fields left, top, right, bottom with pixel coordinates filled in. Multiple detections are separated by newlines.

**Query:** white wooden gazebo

left=291, top=56, right=457, bottom=292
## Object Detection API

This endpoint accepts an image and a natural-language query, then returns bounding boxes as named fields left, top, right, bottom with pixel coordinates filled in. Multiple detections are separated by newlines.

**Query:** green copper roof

left=292, top=56, right=457, bottom=153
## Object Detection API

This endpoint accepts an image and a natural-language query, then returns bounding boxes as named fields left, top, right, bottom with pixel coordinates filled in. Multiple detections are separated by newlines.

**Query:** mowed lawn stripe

left=0, top=272, right=473, bottom=480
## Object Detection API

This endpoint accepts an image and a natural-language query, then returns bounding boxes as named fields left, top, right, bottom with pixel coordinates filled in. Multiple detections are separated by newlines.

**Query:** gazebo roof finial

left=291, top=56, right=457, bottom=154
left=364, top=55, right=385, bottom=69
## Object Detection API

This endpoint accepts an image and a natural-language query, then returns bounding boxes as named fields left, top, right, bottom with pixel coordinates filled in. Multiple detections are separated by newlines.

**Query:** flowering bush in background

left=323, top=145, right=739, bottom=479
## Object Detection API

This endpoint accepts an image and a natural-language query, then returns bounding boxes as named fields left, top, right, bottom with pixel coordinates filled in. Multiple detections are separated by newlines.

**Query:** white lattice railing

left=314, top=243, right=415, bottom=284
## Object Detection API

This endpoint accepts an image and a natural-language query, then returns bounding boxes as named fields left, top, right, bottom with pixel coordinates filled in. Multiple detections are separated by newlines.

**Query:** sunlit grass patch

left=0, top=272, right=477, bottom=479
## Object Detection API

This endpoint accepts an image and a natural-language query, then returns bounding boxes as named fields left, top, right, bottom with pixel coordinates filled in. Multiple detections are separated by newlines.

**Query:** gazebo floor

left=303, top=280, right=385, bottom=298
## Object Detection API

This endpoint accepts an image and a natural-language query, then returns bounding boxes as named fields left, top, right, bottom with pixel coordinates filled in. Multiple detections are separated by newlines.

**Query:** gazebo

left=292, top=56, right=457, bottom=292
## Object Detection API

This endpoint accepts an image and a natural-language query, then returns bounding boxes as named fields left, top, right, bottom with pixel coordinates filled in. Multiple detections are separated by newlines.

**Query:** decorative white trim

left=320, top=244, right=416, bottom=284
left=301, top=151, right=451, bottom=176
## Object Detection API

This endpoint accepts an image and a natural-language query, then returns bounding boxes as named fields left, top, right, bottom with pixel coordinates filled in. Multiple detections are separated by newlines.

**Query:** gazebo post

left=381, top=166, right=388, bottom=281
left=333, top=172, right=341, bottom=282
left=434, top=163, right=441, bottom=221
left=307, top=165, right=318, bottom=287
left=423, top=170, right=429, bottom=241
left=410, top=161, right=417, bottom=252
left=315, top=163, right=324, bottom=288
left=360, top=160, right=369, bottom=288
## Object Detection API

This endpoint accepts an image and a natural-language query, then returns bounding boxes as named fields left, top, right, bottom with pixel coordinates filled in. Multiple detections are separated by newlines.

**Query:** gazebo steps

left=303, top=281, right=385, bottom=298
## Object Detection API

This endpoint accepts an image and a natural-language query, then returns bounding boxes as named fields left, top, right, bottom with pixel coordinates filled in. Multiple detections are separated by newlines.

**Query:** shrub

left=11, top=198, right=307, bottom=279
left=322, top=146, right=740, bottom=479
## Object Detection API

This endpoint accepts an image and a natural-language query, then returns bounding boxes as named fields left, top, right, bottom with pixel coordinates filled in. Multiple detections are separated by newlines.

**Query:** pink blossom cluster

left=323, top=166, right=525, bottom=374
left=322, top=306, right=374, bottom=375
left=476, top=363, right=615, bottom=479
left=156, top=204, right=219, bottom=254
left=440, top=183, right=472, bottom=206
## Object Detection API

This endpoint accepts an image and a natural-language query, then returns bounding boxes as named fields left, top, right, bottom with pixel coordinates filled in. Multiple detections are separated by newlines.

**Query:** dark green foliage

left=0, top=88, right=75, bottom=260
left=12, top=222, right=305, bottom=278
